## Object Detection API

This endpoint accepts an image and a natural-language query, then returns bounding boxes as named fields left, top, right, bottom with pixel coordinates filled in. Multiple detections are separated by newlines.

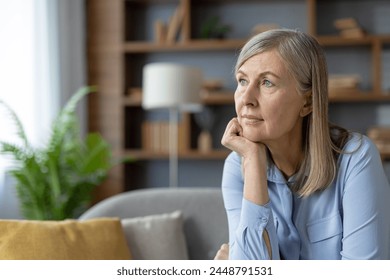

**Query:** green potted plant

left=200, top=16, right=232, bottom=39
left=0, top=87, right=113, bottom=220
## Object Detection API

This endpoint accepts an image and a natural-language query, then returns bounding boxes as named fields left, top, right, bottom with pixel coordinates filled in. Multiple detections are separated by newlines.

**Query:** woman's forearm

left=242, top=150, right=269, bottom=206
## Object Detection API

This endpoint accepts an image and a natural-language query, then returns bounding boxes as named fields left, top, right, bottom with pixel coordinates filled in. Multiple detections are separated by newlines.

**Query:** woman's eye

left=238, top=79, right=248, bottom=86
left=262, top=79, right=273, bottom=88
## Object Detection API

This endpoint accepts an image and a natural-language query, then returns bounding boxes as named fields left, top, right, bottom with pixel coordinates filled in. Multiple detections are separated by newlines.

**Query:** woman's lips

left=241, top=114, right=264, bottom=125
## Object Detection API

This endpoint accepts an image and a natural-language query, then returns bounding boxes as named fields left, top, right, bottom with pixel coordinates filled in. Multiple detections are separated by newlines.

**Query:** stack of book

left=328, top=74, right=361, bottom=97
left=367, top=127, right=390, bottom=155
left=333, top=17, right=366, bottom=38
left=154, top=0, right=189, bottom=43
left=141, top=121, right=189, bottom=153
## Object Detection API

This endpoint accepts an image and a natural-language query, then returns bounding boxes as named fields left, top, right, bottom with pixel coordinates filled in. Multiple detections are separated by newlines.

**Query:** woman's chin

left=242, top=130, right=263, bottom=143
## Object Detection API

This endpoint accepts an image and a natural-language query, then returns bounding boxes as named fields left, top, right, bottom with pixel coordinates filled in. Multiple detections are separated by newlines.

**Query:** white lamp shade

left=142, top=63, right=203, bottom=112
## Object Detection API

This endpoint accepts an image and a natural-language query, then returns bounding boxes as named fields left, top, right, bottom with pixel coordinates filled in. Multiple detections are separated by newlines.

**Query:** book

left=142, top=121, right=151, bottom=151
left=334, top=17, right=359, bottom=30
left=367, top=127, right=390, bottom=155
left=340, top=27, right=366, bottom=38
left=154, top=20, right=167, bottom=43
left=367, top=127, right=390, bottom=140
left=179, top=0, right=190, bottom=42
left=142, top=120, right=189, bottom=153
left=166, top=1, right=185, bottom=43
left=328, top=75, right=360, bottom=89
left=333, top=17, right=366, bottom=38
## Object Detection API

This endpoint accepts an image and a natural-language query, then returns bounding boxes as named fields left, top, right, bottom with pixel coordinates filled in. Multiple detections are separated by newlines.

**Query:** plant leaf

left=0, top=142, right=29, bottom=161
left=0, top=100, right=30, bottom=148
left=80, top=133, right=111, bottom=174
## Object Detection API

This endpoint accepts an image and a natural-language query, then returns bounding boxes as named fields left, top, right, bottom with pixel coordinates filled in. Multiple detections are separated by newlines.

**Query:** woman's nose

left=241, top=83, right=258, bottom=107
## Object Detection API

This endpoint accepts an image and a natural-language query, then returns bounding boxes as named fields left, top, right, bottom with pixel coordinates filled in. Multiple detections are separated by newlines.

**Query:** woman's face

left=234, top=50, right=310, bottom=146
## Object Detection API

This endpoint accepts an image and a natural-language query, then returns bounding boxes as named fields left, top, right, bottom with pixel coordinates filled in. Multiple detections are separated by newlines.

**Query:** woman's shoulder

left=343, top=132, right=377, bottom=153
left=340, top=132, right=381, bottom=164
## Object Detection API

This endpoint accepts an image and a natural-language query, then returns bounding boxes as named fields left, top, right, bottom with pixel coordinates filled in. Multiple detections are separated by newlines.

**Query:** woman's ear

left=300, top=92, right=312, bottom=117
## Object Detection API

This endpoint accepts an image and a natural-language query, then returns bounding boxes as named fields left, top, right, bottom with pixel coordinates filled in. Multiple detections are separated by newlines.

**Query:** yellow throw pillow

left=0, top=218, right=132, bottom=260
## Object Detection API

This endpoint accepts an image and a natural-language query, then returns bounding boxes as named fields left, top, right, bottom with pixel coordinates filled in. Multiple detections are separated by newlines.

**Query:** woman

left=217, top=29, right=390, bottom=260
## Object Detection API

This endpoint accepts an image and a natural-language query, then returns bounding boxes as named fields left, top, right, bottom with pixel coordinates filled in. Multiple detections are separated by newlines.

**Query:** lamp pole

left=169, top=107, right=179, bottom=188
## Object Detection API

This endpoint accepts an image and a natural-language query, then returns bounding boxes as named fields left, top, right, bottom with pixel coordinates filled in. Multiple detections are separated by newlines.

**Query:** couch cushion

left=0, top=218, right=132, bottom=260
left=121, top=210, right=188, bottom=260
left=79, top=188, right=229, bottom=260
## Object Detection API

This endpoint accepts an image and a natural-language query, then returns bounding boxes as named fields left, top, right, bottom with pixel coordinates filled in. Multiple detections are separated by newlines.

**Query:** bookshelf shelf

left=317, top=35, right=390, bottom=47
left=329, top=92, right=390, bottom=103
left=124, top=89, right=235, bottom=106
left=122, top=39, right=246, bottom=53
left=123, top=35, right=390, bottom=53
left=201, top=92, right=235, bottom=105
left=124, top=149, right=229, bottom=160
left=317, top=36, right=375, bottom=46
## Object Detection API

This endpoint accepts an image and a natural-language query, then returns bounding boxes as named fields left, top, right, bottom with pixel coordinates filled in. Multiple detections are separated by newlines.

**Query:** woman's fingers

left=214, top=243, right=229, bottom=260
left=222, top=118, right=254, bottom=156
left=221, top=118, right=243, bottom=149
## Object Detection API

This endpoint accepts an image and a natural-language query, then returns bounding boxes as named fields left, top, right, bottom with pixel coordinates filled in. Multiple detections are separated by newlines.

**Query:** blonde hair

left=236, top=29, right=350, bottom=196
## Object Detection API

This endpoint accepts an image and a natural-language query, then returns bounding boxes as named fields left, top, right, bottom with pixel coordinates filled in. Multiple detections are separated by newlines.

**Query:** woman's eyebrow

left=259, top=71, right=281, bottom=79
left=236, top=69, right=281, bottom=79
left=236, top=69, right=246, bottom=76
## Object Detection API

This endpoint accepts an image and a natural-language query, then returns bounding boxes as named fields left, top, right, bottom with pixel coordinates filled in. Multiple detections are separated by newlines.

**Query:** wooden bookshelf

left=87, top=0, right=390, bottom=199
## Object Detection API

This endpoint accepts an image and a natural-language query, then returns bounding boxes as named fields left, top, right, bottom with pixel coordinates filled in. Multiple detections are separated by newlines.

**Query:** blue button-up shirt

left=222, top=133, right=390, bottom=259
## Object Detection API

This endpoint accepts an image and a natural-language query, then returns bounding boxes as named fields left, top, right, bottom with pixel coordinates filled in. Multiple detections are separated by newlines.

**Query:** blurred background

left=1, top=0, right=390, bottom=218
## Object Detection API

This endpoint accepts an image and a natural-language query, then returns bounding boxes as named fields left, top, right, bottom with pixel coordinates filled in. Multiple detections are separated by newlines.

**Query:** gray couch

left=79, top=187, right=228, bottom=260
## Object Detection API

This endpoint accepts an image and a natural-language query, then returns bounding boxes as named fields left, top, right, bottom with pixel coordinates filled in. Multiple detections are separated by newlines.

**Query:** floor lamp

left=142, top=63, right=203, bottom=188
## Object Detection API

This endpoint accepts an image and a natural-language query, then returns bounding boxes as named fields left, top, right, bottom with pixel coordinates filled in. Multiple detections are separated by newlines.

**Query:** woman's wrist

left=242, top=144, right=269, bottom=206
left=242, top=143, right=267, bottom=172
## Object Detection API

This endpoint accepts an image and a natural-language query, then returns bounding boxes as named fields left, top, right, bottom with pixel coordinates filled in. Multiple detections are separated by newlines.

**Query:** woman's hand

left=214, top=243, right=229, bottom=260
left=221, top=118, right=252, bottom=157
left=221, top=118, right=266, bottom=159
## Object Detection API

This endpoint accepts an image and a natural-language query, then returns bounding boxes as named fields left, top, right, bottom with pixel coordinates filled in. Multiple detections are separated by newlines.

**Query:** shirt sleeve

left=340, top=135, right=390, bottom=259
left=221, top=152, right=280, bottom=260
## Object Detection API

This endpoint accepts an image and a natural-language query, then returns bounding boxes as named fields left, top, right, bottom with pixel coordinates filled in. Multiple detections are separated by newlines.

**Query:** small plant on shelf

left=200, top=16, right=232, bottom=39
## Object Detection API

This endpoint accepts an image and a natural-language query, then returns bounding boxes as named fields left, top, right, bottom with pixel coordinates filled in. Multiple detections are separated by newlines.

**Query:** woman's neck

left=266, top=138, right=303, bottom=180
